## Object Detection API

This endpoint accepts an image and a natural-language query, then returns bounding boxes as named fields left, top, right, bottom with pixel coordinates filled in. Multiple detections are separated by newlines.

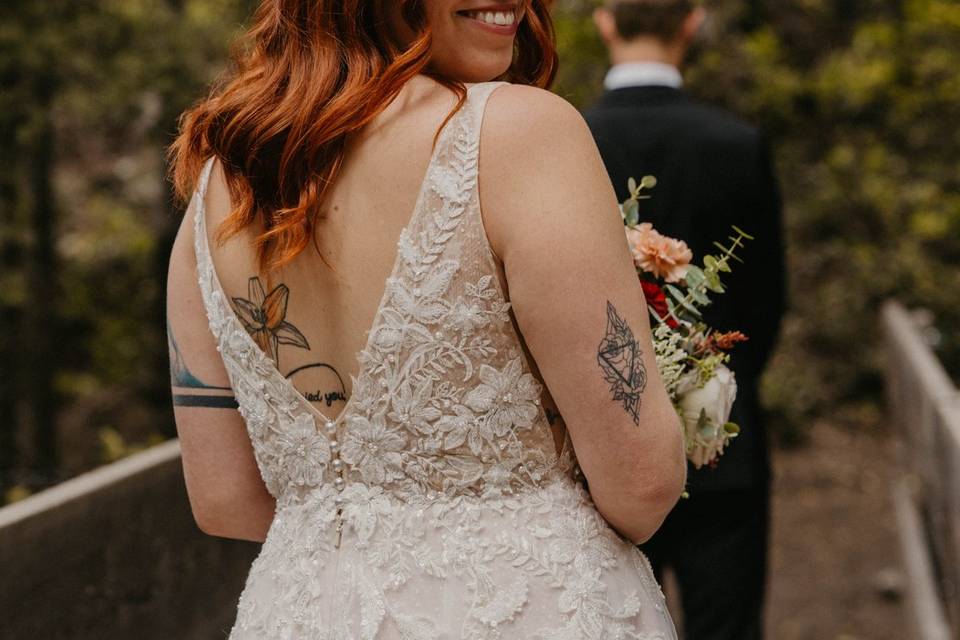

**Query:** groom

left=585, top=2, right=786, bottom=639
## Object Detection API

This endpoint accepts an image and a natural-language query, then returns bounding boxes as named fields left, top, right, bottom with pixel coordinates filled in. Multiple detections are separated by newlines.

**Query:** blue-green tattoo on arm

left=168, top=319, right=238, bottom=409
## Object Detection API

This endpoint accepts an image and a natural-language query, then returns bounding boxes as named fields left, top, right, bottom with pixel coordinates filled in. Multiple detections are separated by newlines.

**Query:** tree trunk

left=22, top=77, right=60, bottom=484
left=0, top=175, right=21, bottom=493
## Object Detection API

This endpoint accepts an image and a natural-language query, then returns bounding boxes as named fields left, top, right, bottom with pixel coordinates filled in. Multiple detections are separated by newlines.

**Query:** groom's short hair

left=606, top=0, right=695, bottom=42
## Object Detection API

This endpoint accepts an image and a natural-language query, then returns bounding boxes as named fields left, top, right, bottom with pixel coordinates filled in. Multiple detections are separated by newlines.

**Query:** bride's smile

left=456, top=4, right=521, bottom=35
left=389, top=1, right=528, bottom=83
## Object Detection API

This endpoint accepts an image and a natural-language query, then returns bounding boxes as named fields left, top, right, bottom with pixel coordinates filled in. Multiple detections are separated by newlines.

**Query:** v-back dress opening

left=192, top=81, right=678, bottom=640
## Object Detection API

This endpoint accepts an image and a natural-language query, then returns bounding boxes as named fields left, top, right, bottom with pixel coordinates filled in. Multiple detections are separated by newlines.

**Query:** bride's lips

left=456, top=4, right=521, bottom=36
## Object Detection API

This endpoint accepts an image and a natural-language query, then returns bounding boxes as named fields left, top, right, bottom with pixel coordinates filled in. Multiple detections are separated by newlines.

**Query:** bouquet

left=620, top=176, right=752, bottom=469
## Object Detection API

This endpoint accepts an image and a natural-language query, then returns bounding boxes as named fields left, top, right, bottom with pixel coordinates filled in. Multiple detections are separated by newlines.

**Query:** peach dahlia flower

left=625, top=223, right=693, bottom=283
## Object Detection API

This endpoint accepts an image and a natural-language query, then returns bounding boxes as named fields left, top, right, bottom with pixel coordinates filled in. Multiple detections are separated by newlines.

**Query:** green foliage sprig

left=620, top=175, right=658, bottom=227
left=664, top=227, right=755, bottom=327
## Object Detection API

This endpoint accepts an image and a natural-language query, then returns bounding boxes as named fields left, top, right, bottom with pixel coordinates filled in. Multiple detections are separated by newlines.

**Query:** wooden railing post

left=882, top=300, right=960, bottom=639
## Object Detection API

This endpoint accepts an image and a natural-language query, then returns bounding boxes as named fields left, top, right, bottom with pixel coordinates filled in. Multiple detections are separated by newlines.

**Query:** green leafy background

left=2, top=0, right=957, bottom=500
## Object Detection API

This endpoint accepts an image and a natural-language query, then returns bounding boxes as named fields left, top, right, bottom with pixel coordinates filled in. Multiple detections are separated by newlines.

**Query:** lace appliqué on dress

left=192, top=81, right=678, bottom=640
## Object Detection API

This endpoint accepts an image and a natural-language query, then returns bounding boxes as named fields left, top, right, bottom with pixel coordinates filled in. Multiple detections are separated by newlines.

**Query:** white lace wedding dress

left=192, top=81, right=678, bottom=640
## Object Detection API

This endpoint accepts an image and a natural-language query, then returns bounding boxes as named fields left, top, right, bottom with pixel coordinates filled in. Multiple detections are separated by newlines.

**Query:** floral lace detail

left=277, top=413, right=331, bottom=487
left=193, top=82, right=677, bottom=640
left=341, top=414, right=407, bottom=485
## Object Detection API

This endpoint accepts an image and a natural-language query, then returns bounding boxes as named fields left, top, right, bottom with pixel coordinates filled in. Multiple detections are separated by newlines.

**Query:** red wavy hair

left=170, top=1, right=558, bottom=271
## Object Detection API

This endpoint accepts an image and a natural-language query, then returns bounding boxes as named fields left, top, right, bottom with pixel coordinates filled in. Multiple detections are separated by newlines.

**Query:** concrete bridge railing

left=0, top=439, right=258, bottom=640
left=883, top=300, right=960, bottom=640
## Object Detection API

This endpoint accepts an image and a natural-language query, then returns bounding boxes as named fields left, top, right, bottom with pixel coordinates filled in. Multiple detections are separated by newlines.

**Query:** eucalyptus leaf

left=705, top=270, right=725, bottom=293
left=684, top=265, right=705, bottom=287
left=624, top=199, right=640, bottom=227
left=689, top=288, right=711, bottom=305
left=665, top=284, right=685, bottom=302
left=665, top=284, right=701, bottom=316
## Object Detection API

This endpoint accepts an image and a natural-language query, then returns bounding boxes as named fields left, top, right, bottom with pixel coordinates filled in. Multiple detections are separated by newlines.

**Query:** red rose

left=641, top=281, right=678, bottom=329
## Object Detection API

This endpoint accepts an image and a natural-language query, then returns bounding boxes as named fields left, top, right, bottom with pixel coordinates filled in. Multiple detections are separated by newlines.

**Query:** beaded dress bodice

left=193, top=82, right=677, bottom=640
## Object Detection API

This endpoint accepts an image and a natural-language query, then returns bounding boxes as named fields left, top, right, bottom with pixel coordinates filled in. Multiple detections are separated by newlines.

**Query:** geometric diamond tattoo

left=597, top=301, right=647, bottom=425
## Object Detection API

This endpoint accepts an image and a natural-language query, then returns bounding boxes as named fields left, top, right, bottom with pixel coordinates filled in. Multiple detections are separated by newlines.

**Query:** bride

left=165, top=1, right=686, bottom=638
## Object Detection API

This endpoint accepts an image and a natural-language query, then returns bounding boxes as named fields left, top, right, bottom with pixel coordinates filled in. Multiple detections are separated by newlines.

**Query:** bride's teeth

left=466, top=9, right=515, bottom=26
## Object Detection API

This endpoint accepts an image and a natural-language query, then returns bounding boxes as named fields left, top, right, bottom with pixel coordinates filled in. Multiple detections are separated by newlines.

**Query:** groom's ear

left=593, top=7, right=619, bottom=45
left=680, top=7, right=707, bottom=45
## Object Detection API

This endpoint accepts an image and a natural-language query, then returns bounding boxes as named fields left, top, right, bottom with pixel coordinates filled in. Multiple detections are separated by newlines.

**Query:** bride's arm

left=166, top=192, right=275, bottom=543
left=479, top=85, right=686, bottom=544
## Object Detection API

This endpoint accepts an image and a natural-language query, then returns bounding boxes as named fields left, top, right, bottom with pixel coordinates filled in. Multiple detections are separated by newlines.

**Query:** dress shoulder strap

left=457, top=81, right=506, bottom=151
left=191, top=156, right=231, bottom=343
left=417, top=81, right=505, bottom=216
left=465, top=81, right=506, bottom=114
left=192, top=156, right=217, bottom=266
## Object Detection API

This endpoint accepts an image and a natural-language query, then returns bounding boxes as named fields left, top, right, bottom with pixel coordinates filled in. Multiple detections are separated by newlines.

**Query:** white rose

left=676, top=365, right=738, bottom=469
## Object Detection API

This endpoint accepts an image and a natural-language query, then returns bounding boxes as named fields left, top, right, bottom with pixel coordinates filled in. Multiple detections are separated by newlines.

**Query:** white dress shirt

left=603, top=62, right=684, bottom=91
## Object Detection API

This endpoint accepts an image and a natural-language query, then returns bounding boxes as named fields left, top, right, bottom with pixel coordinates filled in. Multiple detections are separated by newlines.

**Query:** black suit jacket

left=586, top=86, right=786, bottom=492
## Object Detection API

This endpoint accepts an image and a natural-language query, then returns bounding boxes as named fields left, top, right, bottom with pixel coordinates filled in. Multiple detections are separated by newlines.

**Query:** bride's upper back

left=200, top=77, right=476, bottom=416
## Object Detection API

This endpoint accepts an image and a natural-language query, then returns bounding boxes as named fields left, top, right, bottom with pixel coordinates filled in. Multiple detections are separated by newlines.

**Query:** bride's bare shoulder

left=483, top=84, right=592, bottom=150
left=479, top=84, right=617, bottom=254
left=481, top=84, right=608, bottom=200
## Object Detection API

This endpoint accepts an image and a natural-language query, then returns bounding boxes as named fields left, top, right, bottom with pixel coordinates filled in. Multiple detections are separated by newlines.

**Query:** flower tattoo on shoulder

left=232, top=276, right=310, bottom=366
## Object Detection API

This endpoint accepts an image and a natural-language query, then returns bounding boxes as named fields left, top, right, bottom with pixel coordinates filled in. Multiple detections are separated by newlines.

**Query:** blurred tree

left=0, top=0, right=98, bottom=481
left=0, top=7, right=27, bottom=487
left=0, top=0, right=248, bottom=494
